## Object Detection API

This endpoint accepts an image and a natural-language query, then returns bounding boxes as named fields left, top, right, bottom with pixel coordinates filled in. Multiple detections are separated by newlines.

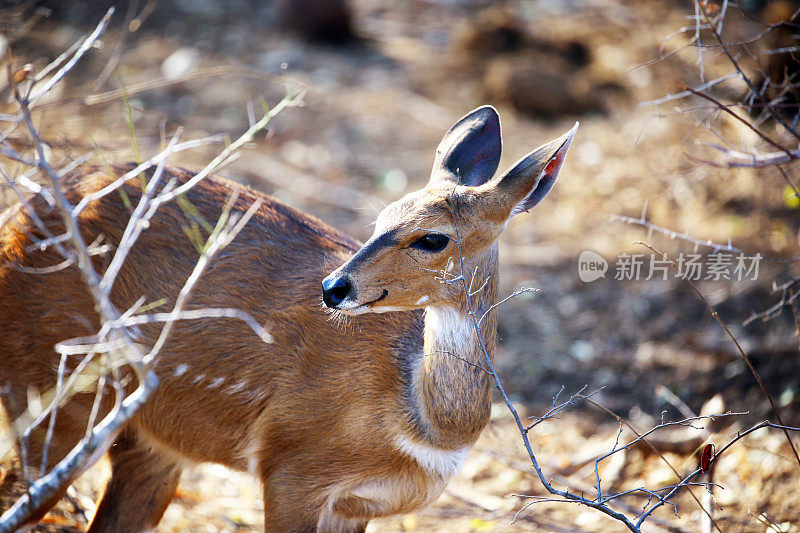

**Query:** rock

left=453, top=8, right=528, bottom=58
left=451, top=7, right=623, bottom=118
left=483, top=54, right=603, bottom=117
left=161, top=47, right=200, bottom=78
left=277, top=0, right=355, bottom=44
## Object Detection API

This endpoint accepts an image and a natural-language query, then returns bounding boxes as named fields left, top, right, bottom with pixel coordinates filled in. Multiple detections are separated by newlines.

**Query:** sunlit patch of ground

left=34, top=406, right=797, bottom=532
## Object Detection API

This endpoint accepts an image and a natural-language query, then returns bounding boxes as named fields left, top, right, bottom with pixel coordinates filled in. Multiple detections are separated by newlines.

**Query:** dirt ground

left=2, top=0, right=800, bottom=531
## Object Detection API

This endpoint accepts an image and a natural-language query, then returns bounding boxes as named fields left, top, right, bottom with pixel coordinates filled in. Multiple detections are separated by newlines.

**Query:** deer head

left=321, top=106, right=577, bottom=314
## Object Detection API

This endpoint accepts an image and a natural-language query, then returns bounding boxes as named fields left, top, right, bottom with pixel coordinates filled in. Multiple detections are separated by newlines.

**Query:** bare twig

left=744, top=278, right=800, bottom=325
left=636, top=241, right=800, bottom=468
left=613, top=213, right=741, bottom=254
left=28, top=8, right=115, bottom=106
left=696, top=3, right=800, bottom=141
left=447, top=200, right=641, bottom=531
left=683, top=85, right=795, bottom=157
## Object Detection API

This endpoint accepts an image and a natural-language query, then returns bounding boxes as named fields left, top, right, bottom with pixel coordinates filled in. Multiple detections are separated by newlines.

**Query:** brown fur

left=0, top=111, right=575, bottom=531
left=0, top=166, right=488, bottom=531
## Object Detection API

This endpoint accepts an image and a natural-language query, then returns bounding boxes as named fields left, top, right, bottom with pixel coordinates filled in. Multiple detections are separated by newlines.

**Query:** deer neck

left=412, top=244, right=499, bottom=450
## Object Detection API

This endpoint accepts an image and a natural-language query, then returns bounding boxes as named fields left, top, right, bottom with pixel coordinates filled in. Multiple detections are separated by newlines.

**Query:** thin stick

left=447, top=200, right=640, bottom=531
left=28, top=8, right=115, bottom=105
left=683, top=85, right=794, bottom=157
left=636, top=241, right=800, bottom=467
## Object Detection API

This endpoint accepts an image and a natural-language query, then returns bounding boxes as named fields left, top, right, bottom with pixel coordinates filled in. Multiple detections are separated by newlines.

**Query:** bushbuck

left=0, top=106, right=576, bottom=531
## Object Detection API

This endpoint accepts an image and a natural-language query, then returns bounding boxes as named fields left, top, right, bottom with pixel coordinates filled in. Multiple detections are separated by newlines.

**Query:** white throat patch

left=425, top=306, right=474, bottom=353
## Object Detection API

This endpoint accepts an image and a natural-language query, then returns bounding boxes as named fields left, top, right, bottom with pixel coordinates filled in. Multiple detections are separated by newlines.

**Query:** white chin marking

left=336, top=304, right=404, bottom=315
left=368, top=305, right=404, bottom=314
left=335, top=305, right=370, bottom=316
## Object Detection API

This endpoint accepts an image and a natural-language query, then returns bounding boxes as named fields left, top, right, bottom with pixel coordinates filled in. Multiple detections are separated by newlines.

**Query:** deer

left=0, top=106, right=576, bottom=532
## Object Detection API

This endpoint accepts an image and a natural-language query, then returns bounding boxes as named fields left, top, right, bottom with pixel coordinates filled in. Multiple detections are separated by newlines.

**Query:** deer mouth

left=367, top=289, right=388, bottom=305
left=334, top=289, right=389, bottom=316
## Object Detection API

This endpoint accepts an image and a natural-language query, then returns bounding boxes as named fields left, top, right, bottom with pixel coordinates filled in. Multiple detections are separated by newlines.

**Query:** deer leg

left=0, top=451, right=74, bottom=526
left=262, top=486, right=323, bottom=532
left=315, top=506, right=369, bottom=533
left=87, top=429, right=182, bottom=533
left=0, top=389, right=96, bottom=524
left=261, top=467, right=368, bottom=533
left=262, top=493, right=368, bottom=533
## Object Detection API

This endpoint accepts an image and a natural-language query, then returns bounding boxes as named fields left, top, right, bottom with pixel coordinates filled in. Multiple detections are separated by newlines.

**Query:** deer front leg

left=88, top=429, right=182, bottom=533
left=0, top=387, right=95, bottom=525
left=261, top=463, right=368, bottom=533
left=262, top=493, right=368, bottom=533
left=0, top=451, right=75, bottom=526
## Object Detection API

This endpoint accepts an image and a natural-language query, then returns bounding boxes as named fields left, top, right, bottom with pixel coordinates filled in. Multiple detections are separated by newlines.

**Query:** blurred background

left=2, top=0, right=799, bottom=531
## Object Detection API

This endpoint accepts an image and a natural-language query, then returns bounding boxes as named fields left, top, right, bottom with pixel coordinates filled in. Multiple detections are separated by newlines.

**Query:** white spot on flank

left=191, top=374, right=205, bottom=384
left=242, top=390, right=259, bottom=401
left=226, top=382, right=247, bottom=394
left=208, top=377, right=225, bottom=389
left=394, top=435, right=469, bottom=478
left=173, top=364, right=188, bottom=377
left=415, top=295, right=429, bottom=305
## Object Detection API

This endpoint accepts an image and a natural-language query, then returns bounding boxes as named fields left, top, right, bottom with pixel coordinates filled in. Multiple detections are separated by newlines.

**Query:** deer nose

left=322, top=275, right=352, bottom=308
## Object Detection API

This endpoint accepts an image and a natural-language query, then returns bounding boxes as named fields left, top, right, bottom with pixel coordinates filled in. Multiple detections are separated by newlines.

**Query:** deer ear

left=430, top=106, right=501, bottom=187
left=494, top=122, right=578, bottom=218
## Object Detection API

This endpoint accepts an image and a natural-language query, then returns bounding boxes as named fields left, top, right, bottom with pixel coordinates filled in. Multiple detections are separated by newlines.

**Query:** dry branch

left=0, top=9, right=297, bottom=529
left=636, top=242, right=800, bottom=467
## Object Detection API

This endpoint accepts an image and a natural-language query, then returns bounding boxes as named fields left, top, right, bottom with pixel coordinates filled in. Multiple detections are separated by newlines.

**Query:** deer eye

left=410, top=233, right=450, bottom=252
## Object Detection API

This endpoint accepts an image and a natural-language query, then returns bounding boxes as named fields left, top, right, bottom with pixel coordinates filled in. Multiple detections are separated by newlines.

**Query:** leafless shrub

left=447, top=204, right=800, bottom=531
left=553, top=1, right=800, bottom=529
left=634, top=1, right=800, bottom=325
left=0, top=9, right=300, bottom=530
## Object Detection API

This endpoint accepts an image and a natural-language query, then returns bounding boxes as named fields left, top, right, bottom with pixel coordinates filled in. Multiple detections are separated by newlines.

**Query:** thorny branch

left=696, top=3, right=800, bottom=141
left=636, top=242, right=800, bottom=467
left=0, top=10, right=297, bottom=529
left=643, top=3, right=800, bottom=170
left=445, top=201, right=639, bottom=531
left=524, top=385, right=601, bottom=432
left=744, top=278, right=800, bottom=325
left=444, top=201, right=800, bottom=531
left=612, top=209, right=741, bottom=255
